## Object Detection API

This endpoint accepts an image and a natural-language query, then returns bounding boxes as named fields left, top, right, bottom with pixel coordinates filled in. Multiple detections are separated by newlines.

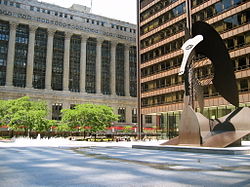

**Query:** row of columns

left=5, top=21, right=133, bottom=97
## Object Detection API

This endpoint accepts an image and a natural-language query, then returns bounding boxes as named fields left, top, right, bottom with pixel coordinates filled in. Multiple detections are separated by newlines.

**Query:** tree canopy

left=61, top=103, right=119, bottom=133
left=0, top=96, right=50, bottom=134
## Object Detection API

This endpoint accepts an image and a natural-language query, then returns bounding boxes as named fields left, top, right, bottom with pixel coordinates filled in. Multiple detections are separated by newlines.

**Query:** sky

left=39, top=0, right=137, bottom=24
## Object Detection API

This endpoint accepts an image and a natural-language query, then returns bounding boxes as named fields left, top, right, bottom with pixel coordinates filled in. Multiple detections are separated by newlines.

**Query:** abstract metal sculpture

left=161, top=21, right=250, bottom=148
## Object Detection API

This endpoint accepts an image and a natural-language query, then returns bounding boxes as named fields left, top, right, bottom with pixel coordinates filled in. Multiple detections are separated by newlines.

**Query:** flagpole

left=90, top=0, right=93, bottom=12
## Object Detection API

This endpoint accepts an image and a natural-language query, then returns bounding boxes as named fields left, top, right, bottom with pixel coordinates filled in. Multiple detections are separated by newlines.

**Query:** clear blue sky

left=40, top=0, right=137, bottom=24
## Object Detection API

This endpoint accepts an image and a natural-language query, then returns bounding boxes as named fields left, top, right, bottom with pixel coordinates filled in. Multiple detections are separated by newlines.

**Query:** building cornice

left=0, top=5, right=136, bottom=43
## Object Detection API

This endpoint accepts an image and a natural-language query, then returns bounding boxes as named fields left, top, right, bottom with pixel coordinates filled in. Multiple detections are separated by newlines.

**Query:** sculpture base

left=132, top=142, right=250, bottom=155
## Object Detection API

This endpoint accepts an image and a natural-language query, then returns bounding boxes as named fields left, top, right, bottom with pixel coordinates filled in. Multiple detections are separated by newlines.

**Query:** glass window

left=86, top=38, right=96, bottom=93
left=239, top=78, right=248, bottom=91
left=215, top=2, right=222, bottom=14
left=0, top=20, right=9, bottom=85
left=145, top=115, right=152, bottom=123
left=222, top=0, right=232, bottom=10
left=116, top=44, right=125, bottom=96
left=129, top=46, right=137, bottom=97
left=13, top=24, right=29, bottom=87
left=69, top=35, right=81, bottom=92
left=237, top=35, right=245, bottom=47
left=52, top=103, right=62, bottom=120
left=33, top=28, right=47, bottom=89
left=101, top=41, right=111, bottom=95
left=118, top=107, right=126, bottom=123
left=52, top=31, right=64, bottom=91
left=132, top=108, right=137, bottom=123
left=140, top=2, right=186, bottom=35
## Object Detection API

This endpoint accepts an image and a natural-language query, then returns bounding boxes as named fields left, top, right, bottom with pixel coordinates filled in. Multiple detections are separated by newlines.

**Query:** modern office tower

left=138, top=0, right=249, bottom=137
left=0, top=0, right=137, bottom=125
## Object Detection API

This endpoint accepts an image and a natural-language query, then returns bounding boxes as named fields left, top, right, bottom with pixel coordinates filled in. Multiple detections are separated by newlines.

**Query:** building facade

left=0, top=0, right=137, bottom=125
left=138, top=0, right=249, bottom=137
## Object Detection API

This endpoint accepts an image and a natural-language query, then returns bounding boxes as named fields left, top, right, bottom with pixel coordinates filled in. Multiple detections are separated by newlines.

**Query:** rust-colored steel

left=178, top=102, right=201, bottom=145
left=202, top=131, right=249, bottom=148
left=160, top=136, right=179, bottom=145
left=161, top=107, right=250, bottom=148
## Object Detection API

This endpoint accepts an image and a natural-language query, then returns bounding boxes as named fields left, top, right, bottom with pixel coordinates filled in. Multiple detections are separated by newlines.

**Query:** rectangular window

left=239, top=79, right=248, bottom=92
left=145, top=115, right=152, bottom=123
left=33, top=28, right=47, bottom=89
left=118, top=107, right=126, bottom=123
left=116, top=44, right=125, bottom=96
left=13, top=24, right=29, bottom=88
left=52, top=31, right=64, bottom=91
left=69, top=35, right=81, bottom=92
left=52, top=103, right=63, bottom=120
left=132, top=108, right=137, bottom=123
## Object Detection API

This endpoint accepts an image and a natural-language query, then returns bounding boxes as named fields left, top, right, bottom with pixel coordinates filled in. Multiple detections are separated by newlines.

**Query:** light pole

left=136, top=0, right=142, bottom=140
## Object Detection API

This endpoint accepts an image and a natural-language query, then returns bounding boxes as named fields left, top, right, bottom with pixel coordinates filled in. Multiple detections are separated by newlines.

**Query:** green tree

left=0, top=96, right=49, bottom=136
left=61, top=103, right=119, bottom=135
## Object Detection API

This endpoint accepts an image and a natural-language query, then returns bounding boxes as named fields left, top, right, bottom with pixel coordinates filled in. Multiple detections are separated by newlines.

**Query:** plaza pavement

left=0, top=139, right=249, bottom=186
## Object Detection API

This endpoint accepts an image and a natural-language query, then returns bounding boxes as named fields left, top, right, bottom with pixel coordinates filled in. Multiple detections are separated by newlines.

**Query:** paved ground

left=0, top=144, right=250, bottom=187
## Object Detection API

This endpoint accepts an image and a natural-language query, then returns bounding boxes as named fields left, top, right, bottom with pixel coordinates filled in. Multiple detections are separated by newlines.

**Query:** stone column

left=126, top=106, right=132, bottom=124
left=80, top=35, right=87, bottom=93
left=6, top=21, right=18, bottom=87
left=45, top=29, right=56, bottom=90
left=96, top=38, right=103, bottom=94
left=110, top=41, right=117, bottom=96
left=63, top=32, right=72, bottom=92
left=124, top=44, right=130, bottom=97
left=26, top=25, right=38, bottom=88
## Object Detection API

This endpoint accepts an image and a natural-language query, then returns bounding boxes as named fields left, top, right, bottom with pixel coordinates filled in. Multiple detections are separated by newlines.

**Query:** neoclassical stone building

left=0, top=0, right=137, bottom=124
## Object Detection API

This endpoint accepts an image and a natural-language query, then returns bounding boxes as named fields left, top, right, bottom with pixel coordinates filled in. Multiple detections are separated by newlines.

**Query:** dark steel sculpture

left=192, top=21, right=239, bottom=107
left=161, top=21, right=250, bottom=148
